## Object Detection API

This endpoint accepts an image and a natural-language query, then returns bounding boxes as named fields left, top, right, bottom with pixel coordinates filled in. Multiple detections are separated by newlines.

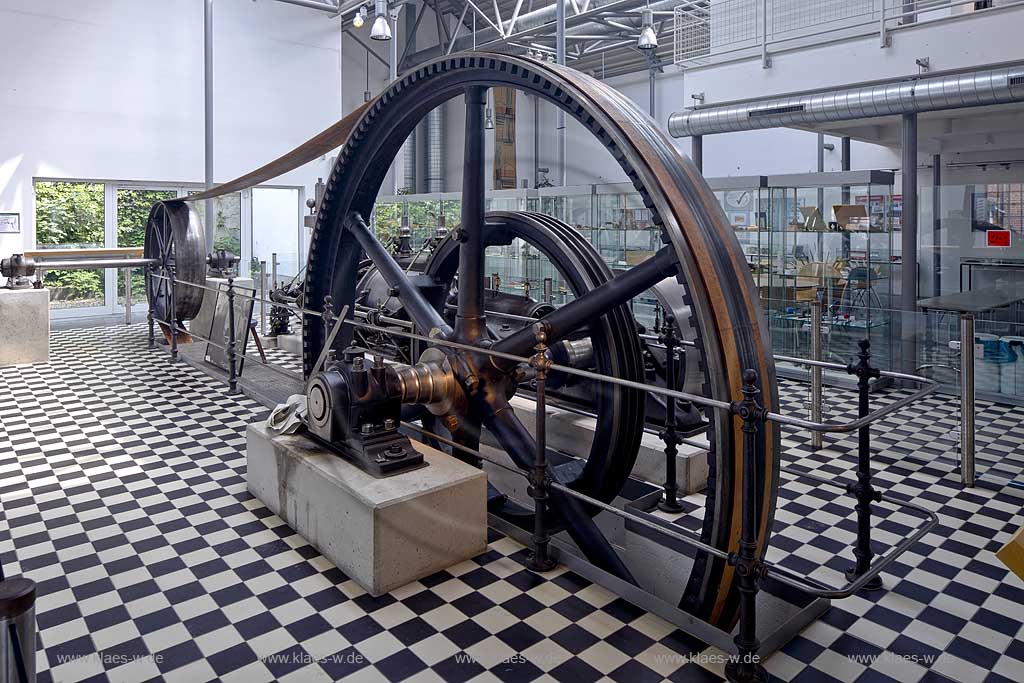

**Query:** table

left=917, top=284, right=1024, bottom=314
left=916, top=284, right=1024, bottom=487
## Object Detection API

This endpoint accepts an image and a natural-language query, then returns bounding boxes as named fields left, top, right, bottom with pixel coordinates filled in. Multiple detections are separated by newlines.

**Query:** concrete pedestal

left=0, top=288, right=49, bottom=366
left=276, top=331, right=302, bottom=357
left=506, top=396, right=708, bottom=493
left=247, top=422, right=487, bottom=596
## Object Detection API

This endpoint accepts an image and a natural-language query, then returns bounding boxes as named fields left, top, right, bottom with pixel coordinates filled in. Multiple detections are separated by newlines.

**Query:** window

left=190, top=193, right=243, bottom=255
left=34, top=181, right=107, bottom=309
left=33, top=178, right=302, bottom=317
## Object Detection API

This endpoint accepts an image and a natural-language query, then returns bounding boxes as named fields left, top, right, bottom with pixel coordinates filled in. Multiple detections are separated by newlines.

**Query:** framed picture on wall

left=0, top=213, right=19, bottom=233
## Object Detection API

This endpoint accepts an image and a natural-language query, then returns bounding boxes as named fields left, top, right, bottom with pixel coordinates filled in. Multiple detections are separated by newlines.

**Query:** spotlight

left=370, top=0, right=391, bottom=41
left=353, top=6, right=366, bottom=28
left=637, top=8, right=658, bottom=50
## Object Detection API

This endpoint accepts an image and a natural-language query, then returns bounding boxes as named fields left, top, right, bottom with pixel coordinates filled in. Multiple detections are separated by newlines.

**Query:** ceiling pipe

left=668, top=62, right=1024, bottom=138
left=270, top=0, right=380, bottom=18
left=271, top=0, right=343, bottom=12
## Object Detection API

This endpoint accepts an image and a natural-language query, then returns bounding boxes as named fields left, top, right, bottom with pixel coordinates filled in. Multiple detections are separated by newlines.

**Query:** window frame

left=32, top=177, right=304, bottom=319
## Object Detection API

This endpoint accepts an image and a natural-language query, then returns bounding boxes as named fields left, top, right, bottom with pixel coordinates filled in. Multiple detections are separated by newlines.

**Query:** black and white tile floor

left=0, top=325, right=1022, bottom=683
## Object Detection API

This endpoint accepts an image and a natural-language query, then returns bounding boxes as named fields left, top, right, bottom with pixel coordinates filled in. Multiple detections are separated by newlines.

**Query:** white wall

left=0, top=0, right=374, bottom=259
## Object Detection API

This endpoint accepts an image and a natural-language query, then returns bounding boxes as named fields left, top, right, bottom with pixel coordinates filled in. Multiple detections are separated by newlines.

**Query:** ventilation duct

left=668, top=63, right=1024, bottom=138
left=424, top=105, right=446, bottom=193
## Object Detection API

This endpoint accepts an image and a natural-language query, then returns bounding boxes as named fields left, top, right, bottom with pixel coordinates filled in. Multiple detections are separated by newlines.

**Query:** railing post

left=146, top=266, right=156, bottom=350
left=810, top=297, right=823, bottom=450
left=658, top=315, right=685, bottom=513
left=259, top=259, right=268, bottom=336
left=527, top=321, right=557, bottom=572
left=123, top=267, right=132, bottom=325
left=169, top=265, right=179, bottom=362
left=845, top=339, right=883, bottom=591
left=960, top=313, right=976, bottom=487
left=227, top=277, right=238, bottom=395
left=725, top=369, right=768, bottom=683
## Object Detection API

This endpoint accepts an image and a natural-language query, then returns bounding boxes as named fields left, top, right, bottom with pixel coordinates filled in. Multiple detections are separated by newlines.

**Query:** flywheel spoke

left=160, top=210, right=173, bottom=262
left=153, top=214, right=166, bottom=255
left=346, top=212, right=453, bottom=338
left=483, top=406, right=636, bottom=584
left=455, top=87, right=488, bottom=343
left=491, top=246, right=679, bottom=366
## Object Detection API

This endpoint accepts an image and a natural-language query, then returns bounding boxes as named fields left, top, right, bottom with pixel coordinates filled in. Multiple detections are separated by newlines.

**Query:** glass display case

left=535, top=185, right=593, bottom=231
left=370, top=174, right=898, bottom=378
left=706, top=175, right=771, bottom=280
left=591, top=182, right=661, bottom=269
left=764, top=170, right=899, bottom=373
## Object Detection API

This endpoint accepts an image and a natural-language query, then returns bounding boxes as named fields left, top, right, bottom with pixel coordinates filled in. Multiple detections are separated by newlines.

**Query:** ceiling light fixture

left=353, top=6, right=366, bottom=29
left=637, top=8, right=658, bottom=50
left=370, top=0, right=391, bottom=41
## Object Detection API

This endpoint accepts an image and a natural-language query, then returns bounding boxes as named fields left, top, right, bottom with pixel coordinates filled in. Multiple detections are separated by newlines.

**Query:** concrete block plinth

left=506, top=396, right=708, bottom=493
left=246, top=421, right=487, bottom=596
left=276, top=332, right=302, bottom=357
left=0, top=288, right=49, bottom=366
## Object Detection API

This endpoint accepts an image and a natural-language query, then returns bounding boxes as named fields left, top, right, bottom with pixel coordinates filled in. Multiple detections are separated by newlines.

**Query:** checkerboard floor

left=1, top=325, right=1022, bottom=683
left=775, top=376, right=1024, bottom=487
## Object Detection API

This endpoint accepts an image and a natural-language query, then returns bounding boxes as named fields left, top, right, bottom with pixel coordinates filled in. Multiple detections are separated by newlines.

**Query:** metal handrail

left=163, top=317, right=304, bottom=384
left=673, top=0, right=1024, bottom=70
left=159, top=309, right=936, bottom=597
left=149, top=271, right=938, bottom=434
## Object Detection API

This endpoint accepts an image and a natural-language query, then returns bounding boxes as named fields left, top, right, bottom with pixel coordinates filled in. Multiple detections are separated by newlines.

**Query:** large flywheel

left=303, top=53, right=780, bottom=630
left=144, top=200, right=206, bottom=323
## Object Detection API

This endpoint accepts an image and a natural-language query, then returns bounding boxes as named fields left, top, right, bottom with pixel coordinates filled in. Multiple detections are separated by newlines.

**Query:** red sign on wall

left=987, top=230, right=1012, bottom=248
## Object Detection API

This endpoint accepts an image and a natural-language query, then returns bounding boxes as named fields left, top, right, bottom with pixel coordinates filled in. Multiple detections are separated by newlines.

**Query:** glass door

left=252, top=187, right=301, bottom=285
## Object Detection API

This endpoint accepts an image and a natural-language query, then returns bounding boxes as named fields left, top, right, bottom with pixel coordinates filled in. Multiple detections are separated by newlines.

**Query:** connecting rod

left=346, top=212, right=454, bottom=339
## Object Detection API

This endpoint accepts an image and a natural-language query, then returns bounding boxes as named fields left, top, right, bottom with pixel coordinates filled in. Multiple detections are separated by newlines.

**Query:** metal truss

left=270, top=0, right=693, bottom=78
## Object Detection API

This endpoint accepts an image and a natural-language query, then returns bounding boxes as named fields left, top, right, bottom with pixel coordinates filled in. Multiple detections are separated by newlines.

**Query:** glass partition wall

left=33, top=179, right=303, bottom=318
left=760, top=171, right=899, bottom=380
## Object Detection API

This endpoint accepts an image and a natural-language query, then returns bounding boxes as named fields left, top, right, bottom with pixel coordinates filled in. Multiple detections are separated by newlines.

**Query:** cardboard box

left=996, top=524, right=1024, bottom=584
